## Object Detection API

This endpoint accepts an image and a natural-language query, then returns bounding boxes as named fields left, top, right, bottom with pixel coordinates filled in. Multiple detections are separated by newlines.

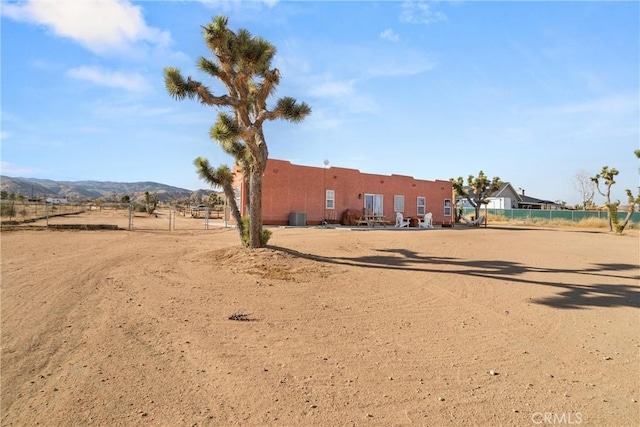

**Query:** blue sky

left=1, top=0, right=638, bottom=205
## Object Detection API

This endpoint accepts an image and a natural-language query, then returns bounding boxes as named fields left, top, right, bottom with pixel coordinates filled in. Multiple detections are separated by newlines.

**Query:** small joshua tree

left=144, top=191, right=158, bottom=215
left=451, top=171, right=502, bottom=225
left=194, top=158, right=245, bottom=243
left=615, top=150, right=640, bottom=233
left=591, top=166, right=619, bottom=232
left=591, top=151, right=640, bottom=234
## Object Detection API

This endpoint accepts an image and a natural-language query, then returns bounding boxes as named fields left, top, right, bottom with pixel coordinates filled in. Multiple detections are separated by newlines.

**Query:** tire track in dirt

left=2, top=232, right=144, bottom=424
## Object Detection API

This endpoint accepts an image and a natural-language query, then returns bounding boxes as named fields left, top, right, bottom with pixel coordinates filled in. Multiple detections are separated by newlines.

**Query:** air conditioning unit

left=288, top=212, right=307, bottom=226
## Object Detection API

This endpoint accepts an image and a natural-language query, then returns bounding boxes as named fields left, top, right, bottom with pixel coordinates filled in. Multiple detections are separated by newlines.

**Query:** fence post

left=205, top=208, right=210, bottom=230
left=128, top=204, right=133, bottom=230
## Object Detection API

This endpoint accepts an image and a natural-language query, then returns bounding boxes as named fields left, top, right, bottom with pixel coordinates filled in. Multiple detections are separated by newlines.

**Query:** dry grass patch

left=487, top=213, right=637, bottom=230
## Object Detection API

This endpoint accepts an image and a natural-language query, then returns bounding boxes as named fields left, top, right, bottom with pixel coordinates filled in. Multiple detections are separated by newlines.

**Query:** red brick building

left=232, top=159, right=453, bottom=226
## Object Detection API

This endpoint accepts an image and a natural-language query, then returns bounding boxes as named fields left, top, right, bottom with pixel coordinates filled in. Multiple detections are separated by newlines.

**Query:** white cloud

left=275, top=39, right=434, bottom=118
left=197, top=0, right=279, bottom=16
left=66, top=66, right=151, bottom=92
left=305, top=77, right=378, bottom=115
left=300, top=108, right=350, bottom=131
left=93, top=102, right=175, bottom=120
left=2, top=0, right=170, bottom=54
left=199, top=0, right=279, bottom=8
left=365, top=52, right=437, bottom=78
left=86, top=98, right=194, bottom=124
left=309, top=79, right=356, bottom=98
left=380, top=29, right=400, bottom=42
left=400, top=1, right=447, bottom=25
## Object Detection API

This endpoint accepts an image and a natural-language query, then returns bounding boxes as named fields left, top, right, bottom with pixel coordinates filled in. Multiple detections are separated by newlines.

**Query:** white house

left=486, top=197, right=513, bottom=209
left=457, top=182, right=561, bottom=210
left=487, top=183, right=560, bottom=210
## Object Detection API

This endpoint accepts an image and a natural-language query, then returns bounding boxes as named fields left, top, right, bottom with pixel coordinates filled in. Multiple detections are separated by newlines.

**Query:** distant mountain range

left=0, top=176, right=217, bottom=203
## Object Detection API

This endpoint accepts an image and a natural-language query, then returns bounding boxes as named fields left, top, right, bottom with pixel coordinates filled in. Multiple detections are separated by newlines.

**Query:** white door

left=364, top=194, right=383, bottom=216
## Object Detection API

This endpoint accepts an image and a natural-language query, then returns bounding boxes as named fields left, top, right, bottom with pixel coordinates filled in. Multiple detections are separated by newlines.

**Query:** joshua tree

left=208, top=193, right=224, bottom=207
left=194, top=158, right=244, bottom=242
left=450, top=171, right=502, bottom=225
left=591, top=166, right=619, bottom=232
left=609, top=150, right=640, bottom=234
left=618, top=188, right=640, bottom=233
left=144, top=191, right=158, bottom=215
left=165, top=16, right=310, bottom=248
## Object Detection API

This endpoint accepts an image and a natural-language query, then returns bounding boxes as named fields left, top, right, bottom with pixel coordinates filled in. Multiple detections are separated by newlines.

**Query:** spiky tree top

left=451, top=171, right=503, bottom=209
left=591, top=166, right=618, bottom=201
left=164, top=16, right=310, bottom=169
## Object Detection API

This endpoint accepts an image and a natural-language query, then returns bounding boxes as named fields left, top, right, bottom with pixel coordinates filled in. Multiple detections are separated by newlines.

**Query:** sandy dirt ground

left=2, top=209, right=639, bottom=426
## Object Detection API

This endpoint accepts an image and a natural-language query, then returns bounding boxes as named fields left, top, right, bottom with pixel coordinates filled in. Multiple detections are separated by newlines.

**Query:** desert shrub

left=241, top=216, right=271, bottom=247
left=144, top=191, right=158, bottom=215
left=1, top=202, right=15, bottom=217
left=133, top=203, right=147, bottom=213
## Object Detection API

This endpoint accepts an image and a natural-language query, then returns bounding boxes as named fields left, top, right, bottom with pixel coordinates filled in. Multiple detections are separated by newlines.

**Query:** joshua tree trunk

left=473, top=203, right=481, bottom=222
left=249, top=168, right=263, bottom=248
left=248, top=135, right=268, bottom=248
left=220, top=182, right=244, bottom=242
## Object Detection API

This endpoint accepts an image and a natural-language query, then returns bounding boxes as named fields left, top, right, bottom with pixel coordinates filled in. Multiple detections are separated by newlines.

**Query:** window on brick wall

left=444, top=199, right=452, bottom=216
left=394, top=195, right=405, bottom=213
left=417, top=197, right=426, bottom=216
left=326, top=190, right=335, bottom=209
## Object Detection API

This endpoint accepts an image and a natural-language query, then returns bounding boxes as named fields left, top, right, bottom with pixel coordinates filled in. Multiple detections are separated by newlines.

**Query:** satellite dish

left=323, top=159, right=329, bottom=167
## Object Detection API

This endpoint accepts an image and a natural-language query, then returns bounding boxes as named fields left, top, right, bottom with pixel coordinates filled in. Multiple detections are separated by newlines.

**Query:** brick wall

left=233, top=159, right=453, bottom=226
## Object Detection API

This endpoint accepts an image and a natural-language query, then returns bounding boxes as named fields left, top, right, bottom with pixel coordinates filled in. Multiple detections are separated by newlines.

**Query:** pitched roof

left=457, top=182, right=559, bottom=207
left=491, top=182, right=519, bottom=198
left=491, top=182, right=559, bottom=206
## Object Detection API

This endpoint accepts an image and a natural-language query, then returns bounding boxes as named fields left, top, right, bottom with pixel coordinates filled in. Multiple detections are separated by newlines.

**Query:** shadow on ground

left=269, top=245, right=640, bottom=311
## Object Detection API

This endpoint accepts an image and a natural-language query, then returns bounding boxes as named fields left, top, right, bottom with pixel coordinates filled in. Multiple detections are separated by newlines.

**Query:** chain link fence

left=461, top=207, right=640, bottom=224
left=1, top=201, right=233, bottom=232
left=0, top=201, right=86, bottom=224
